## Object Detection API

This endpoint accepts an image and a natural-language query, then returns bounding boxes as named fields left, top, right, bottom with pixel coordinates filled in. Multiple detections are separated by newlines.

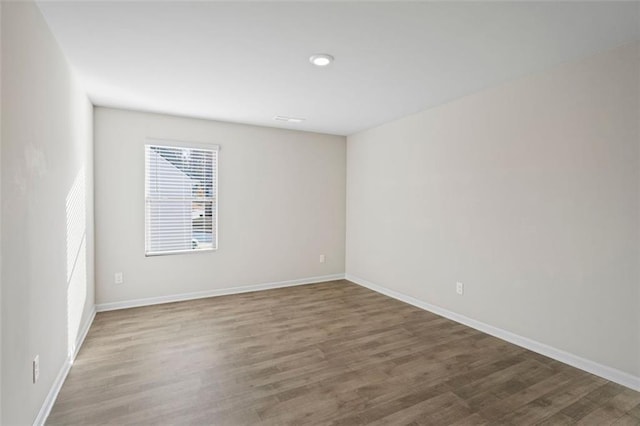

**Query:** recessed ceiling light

left=274, top=115, right=306, bottom=123
left=309, top=54, right=334, bottom=67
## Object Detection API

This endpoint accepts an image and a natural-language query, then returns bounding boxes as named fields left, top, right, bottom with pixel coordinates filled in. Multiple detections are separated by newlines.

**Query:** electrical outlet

left=456, top=282, right=464, bottom=295
left=319, top=254, right=326, bottom=264
left=33, top=355, right=39, bottom=384
left=114, top=272, right=123, bottom=284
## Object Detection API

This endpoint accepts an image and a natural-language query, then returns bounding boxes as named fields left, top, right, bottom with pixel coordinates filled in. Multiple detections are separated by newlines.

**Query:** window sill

left=145, top=248, right=217, bottom=257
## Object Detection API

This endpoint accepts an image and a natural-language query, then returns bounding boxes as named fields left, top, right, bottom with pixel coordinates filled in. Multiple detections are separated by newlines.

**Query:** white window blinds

left=145, top=142, right=218, bottom=256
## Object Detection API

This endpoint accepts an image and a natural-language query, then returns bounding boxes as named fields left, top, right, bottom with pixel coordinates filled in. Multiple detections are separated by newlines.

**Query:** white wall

left=94, top=108, right=345, bottom=305
left=0, top=1, right=3, bottom=421
left=346, top=43, right=640, bottom=378
left=1, top=2, right=95, bottom=424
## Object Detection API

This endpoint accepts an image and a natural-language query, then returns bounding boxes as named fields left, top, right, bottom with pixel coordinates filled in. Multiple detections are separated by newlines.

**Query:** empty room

left=1, top=1, right=640, bottom=425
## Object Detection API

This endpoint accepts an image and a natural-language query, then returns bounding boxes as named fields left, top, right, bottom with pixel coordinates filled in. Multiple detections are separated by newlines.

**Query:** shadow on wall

left=66, top=166, right=87, bottom=358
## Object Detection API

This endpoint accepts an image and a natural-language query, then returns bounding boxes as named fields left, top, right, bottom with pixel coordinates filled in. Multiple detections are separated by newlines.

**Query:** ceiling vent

left=274, top=115, right=305, bottom=123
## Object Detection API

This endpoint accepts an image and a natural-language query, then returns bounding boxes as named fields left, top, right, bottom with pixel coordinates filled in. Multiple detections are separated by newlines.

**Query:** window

left=145, top=140, right=218, bottom=255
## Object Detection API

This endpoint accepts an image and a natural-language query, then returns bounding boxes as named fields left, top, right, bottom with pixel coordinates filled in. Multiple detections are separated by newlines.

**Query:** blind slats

left=145, top=143, right=218, bottom=255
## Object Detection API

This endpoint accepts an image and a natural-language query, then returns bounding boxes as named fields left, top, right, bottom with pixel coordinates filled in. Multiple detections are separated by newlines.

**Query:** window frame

left=144, top=138, right=220, bottom=257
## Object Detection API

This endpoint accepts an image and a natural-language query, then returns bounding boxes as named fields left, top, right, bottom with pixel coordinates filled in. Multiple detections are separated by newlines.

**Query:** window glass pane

left=145, top=143, right=217, bottom=255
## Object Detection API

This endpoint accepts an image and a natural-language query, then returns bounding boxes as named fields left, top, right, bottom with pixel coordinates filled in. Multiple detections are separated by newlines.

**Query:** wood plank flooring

left=48, top=280, right=640, bottom=425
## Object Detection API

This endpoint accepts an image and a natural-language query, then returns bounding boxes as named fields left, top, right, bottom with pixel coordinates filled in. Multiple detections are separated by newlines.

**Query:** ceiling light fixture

left=309, top=54, right=334, bottom=67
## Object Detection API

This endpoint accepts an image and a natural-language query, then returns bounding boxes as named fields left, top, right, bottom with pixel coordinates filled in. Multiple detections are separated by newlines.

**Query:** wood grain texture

left=48, top=280, right=640, bottom=425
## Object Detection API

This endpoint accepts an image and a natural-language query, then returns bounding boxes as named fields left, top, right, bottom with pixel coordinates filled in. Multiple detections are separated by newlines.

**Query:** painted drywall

left=94, top=107, right=345, bottom=305
left=346, top=43, right=640, bottom=378
left=1, top=2, right=95, bottom=424
left=0, top=1, right=3, bottom=421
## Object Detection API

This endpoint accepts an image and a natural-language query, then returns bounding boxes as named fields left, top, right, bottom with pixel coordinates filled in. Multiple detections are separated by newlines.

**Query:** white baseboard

left=33, top=359, right=72, bottom=426
left=72, top=306, right=96, bottom=360
left=33, top=306, right=97, bottom=426
left=345, top=273, right=640, bottom=392
left=96, top=273, right=346, bottom=312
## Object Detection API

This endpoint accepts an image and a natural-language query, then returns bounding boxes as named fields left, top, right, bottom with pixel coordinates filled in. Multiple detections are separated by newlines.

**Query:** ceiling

left=37, top=1, right=640, bottom=136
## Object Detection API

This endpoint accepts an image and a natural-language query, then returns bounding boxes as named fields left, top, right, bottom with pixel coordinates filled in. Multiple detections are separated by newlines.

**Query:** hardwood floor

left=48, top=280, right=640, bottom=425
